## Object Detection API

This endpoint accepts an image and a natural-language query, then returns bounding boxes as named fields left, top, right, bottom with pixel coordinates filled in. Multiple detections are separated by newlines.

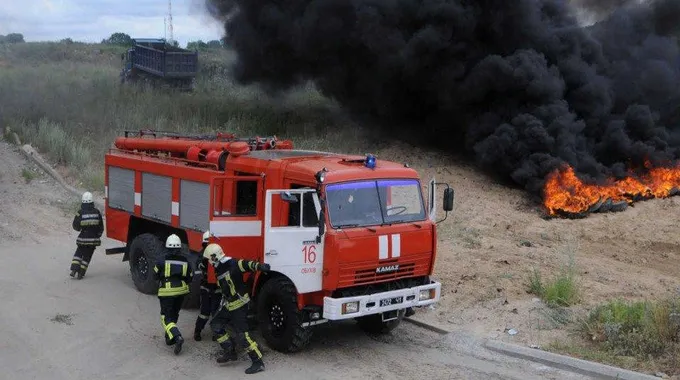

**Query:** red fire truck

left=104, top=130, right=454, bottom=352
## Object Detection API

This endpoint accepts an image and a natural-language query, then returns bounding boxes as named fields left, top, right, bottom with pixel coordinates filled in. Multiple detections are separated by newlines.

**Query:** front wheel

left=256, top=277, right=313, bottom=353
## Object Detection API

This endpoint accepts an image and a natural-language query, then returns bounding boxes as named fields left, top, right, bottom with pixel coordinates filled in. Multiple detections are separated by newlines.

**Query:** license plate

left=380, top=296, right=404, bottom=307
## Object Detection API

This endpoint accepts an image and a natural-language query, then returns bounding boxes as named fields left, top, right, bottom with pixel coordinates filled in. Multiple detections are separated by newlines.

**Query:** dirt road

left=0, top=140, right=595, bottom=379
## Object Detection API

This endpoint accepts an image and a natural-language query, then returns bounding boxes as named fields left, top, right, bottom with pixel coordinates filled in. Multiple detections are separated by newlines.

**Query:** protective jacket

left=214, top=258, right=267, bottom=311
left=154, top=250, right=192, bottom=297
left=72, top=203, right=103, bottom=246
left=198, top=257, right=218, bottom=287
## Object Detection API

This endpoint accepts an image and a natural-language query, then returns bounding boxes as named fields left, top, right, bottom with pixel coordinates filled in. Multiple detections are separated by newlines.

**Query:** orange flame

left=543, top=162, right=680, bottom=216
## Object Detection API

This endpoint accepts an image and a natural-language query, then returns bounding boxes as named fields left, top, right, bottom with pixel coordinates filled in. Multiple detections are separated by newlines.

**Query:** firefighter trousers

left=195, top=285, right=221, bottom=333
left=210, top=305, right=263, bottom=362
left=70, top=245, right=96, bottom=276
left=159, top=295, right=185, bottom=345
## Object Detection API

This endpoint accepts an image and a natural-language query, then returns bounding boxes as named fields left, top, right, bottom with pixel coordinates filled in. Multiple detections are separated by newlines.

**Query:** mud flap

left=105, top=247, right=125, bottom=255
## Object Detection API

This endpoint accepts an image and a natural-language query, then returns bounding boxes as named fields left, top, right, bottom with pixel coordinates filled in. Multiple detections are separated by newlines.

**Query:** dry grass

left=0, top=42, right=374, bottom=193
left=546, top=295, right=680, bottom=376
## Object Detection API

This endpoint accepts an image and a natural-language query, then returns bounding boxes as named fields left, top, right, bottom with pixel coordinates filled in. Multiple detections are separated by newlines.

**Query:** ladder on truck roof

left=112, top=129, right=294, bottom=170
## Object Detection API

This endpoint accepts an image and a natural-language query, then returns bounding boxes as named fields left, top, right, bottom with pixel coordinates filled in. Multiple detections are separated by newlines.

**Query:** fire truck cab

left=104, top=130, right=454, bottom=353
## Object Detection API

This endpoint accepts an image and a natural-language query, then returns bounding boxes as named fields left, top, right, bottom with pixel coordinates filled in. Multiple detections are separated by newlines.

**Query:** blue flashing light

left=365, top=154, right=377, bottom=169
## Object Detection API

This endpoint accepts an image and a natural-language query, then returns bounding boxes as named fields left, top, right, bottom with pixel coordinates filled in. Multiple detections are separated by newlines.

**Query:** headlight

left=342, top=301, right=360, bottom=314
left=419, top=289, right=436, bottom=301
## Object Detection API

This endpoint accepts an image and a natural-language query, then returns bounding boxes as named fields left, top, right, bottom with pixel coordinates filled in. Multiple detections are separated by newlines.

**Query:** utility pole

left=168, top=0, right=174, bottom=45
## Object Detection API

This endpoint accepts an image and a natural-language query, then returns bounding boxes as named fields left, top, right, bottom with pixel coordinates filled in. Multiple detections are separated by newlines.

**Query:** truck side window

left=287, top=184, right=319, bottom=227
left=235, top=179, right=257, bottom=216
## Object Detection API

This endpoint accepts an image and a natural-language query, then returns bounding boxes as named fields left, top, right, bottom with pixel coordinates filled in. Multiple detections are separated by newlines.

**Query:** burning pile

left=544, top=162, right=680, bottom=218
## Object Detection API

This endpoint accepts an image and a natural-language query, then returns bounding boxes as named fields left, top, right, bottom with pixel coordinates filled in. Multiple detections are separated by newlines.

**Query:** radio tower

left=168, top=0, right=174, bottom=45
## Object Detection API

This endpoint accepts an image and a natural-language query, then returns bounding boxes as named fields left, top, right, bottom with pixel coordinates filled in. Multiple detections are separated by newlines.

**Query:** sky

left=0, top=0, right=224, bottom=47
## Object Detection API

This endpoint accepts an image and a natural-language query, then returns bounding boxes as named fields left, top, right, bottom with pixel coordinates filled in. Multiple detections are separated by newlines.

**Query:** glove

left=259, top=263, right=271, bottom=272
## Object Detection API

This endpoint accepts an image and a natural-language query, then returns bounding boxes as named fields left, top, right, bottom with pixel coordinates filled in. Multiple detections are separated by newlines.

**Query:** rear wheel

left=356, top=310, right=405, bottom=335
left=128, top=233, right=164, bottom=294
left=256, top=277, right=313, bottom=353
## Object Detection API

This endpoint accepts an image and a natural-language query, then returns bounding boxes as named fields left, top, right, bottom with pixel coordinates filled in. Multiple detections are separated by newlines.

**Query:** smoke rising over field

left=205, top=0, right=680, bottom=197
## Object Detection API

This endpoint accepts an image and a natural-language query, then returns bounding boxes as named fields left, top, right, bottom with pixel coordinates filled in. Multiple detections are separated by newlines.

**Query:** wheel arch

left=123, top=215, right=189, bottom=261
left=252, top=271, right=298, bottom=303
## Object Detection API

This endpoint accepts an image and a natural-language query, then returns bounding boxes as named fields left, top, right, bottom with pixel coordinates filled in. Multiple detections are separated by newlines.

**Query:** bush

left=579, top=298, right=680, bottom=358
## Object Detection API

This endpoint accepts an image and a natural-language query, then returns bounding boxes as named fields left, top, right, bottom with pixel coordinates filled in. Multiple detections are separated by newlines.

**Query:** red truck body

left=104, top=130, right=453, bottom=352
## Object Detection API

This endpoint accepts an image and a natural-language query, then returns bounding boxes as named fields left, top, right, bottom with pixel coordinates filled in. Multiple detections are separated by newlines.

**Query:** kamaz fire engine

left=104, top=130, right=454, bottom=352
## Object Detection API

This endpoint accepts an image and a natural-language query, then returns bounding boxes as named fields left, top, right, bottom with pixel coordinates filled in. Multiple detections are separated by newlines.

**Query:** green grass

left=579, top=298, right=680, bottom=358
left=526, top=261, right=581, bottom=308
left=0, top=42, right=374, bottom=194
left=546, top=296, right=680, bottom=376
left=21, top=168, right=37, bottom=183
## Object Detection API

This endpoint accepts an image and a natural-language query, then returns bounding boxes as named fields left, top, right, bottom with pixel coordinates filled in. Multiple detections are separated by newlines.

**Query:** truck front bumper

left=322, top=280, right=441, bottom=320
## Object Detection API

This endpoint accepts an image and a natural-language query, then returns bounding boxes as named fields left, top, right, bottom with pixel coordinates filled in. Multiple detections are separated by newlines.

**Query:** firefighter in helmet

left=153, top=234, right=193, bottom=355
left=69, top=191, right=104, bottom=279
left=203, top=243, right=270, bottom=374
left=193, top=230, right=221, bottom=341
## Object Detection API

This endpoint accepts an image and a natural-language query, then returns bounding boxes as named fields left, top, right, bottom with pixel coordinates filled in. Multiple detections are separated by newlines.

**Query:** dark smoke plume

left=570, top=0, right=637, bottom=16
left=205, top=0, right=680, bottom=197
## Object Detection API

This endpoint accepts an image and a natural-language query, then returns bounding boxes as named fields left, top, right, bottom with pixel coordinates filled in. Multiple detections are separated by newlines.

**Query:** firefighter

left=153, top=234, right=192, bottom=355
left=203, top=243, right=271, bottom=374
left=193, top=230, right=221, bottom=342
left=69, top=191, right=103, bottom=280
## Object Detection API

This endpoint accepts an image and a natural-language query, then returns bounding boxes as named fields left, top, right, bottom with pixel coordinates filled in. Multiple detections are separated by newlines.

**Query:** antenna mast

left=168, top=0, right=174, bottom=45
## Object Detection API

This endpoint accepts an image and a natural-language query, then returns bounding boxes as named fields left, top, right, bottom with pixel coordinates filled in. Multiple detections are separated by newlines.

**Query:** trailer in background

left=120, top=38, right=198, bottom=91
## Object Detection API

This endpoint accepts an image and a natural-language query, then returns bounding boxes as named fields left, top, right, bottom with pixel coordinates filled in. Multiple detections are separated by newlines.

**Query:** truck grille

left=337, top=253, right=431, bottom=287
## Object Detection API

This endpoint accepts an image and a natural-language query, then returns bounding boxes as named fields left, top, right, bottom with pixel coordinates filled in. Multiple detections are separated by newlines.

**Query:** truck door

left=263, top=189, right=324, bottom=294
left=209, top=175, right=264, bottom=260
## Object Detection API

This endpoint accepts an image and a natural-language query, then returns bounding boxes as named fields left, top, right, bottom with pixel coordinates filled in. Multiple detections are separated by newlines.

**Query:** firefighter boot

left=216, top=339, right=237, bottom=364
left=245, top=351, right=265, bottom=374
left=216, top=349, right=237, bottom=364
left=69, top=270, right=77, bottom=278
left=174, top=336, right=184, bottom=355
left=193, top=329, right=202, bottom=341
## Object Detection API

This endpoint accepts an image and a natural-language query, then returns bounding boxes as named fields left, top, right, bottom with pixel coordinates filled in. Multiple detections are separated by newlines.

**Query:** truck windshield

left=325, top=179, right=426, bottom=228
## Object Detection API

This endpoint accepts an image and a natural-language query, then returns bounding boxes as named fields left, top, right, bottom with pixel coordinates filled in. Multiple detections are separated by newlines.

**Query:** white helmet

left=165, top=234, right=182, bottom=249
left=202, top=230, right=211, bottom=244
left=82, top=191, right=93, bottom=204
left=203, top=243, right=231, bottom=264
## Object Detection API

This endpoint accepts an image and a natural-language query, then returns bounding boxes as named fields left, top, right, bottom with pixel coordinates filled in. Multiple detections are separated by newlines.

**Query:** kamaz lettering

left=376, top=265, right=400, bottom=274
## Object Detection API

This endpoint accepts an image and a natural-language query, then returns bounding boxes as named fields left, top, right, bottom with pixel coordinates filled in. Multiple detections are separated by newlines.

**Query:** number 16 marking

left=303, top=245, right=317, bottom=264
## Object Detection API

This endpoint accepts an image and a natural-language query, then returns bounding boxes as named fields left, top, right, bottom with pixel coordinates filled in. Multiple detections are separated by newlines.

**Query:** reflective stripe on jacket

left=154, top=254, right=192, bottom=297
left=72, top=204, right=103, bottom=246
left=214, top=258, right=263, bottom=311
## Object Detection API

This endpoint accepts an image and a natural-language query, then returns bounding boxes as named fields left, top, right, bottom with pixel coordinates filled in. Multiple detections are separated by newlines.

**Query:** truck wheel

left=128, top=233, right=163, bottom=294
left=356, top=311, right=404, bottom=335
left=256, top=277, right=312, bottom=353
